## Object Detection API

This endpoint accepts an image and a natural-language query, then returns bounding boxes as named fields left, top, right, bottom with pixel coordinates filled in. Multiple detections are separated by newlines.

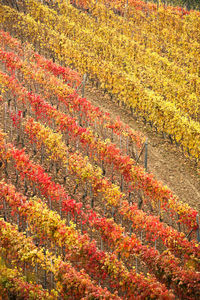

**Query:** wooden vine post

left=144, top=138, right=148, bottom=171
left=81, top=73, right=87, bottom=98
left=197, top=215, right=200, bottom=243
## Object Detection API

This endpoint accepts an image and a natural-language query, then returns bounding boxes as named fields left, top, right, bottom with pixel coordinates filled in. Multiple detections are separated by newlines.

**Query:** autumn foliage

left=0, top=0, right=200, bottom=299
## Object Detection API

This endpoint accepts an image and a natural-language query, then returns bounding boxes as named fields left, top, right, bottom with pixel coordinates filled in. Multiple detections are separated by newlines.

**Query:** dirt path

left=85, top=83, right=200, bottom=214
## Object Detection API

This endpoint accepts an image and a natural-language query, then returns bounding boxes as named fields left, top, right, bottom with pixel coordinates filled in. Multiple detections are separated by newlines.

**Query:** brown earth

left=85, top=82, right=200, bottom=215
